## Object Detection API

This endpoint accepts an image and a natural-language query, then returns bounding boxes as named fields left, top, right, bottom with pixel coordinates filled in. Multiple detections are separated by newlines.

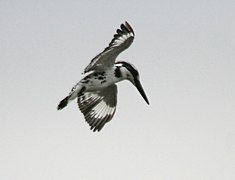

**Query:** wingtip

left=124, top=21, right=134, bottom=35
left=124, top=21, right=130, bottom=26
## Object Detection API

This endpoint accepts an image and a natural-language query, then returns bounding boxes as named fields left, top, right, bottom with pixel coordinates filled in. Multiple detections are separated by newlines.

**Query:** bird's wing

left=84, top=21, right=135, bottom=73
left=77, top=85, right=117, bottom=132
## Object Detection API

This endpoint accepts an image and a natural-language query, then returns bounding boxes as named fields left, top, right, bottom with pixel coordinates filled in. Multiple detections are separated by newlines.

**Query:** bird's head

left=115, top=61, right=149, bottom=105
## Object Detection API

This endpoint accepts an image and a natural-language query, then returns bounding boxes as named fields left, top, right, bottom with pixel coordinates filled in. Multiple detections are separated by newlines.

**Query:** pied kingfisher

left=57, top=21, right=149, bottom=132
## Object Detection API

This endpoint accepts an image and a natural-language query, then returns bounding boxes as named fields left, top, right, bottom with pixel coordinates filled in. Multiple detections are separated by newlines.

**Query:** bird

left=57, top=21, right=149, bottom=132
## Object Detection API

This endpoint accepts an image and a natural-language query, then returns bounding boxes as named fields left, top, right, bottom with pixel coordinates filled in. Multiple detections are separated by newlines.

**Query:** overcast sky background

left=1, top=0, right=235, bottom=179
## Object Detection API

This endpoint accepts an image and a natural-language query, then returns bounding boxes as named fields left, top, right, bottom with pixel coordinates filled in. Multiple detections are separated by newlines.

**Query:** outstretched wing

left=84, top=21, right=135, bottom=73
left=77, top=85, right=117, bottom=132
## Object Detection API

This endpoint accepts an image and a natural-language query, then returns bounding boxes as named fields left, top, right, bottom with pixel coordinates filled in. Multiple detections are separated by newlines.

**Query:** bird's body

left=58, top=22, right=149, bottom=132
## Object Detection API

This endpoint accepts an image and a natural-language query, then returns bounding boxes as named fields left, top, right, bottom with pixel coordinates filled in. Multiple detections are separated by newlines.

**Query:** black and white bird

left=57, top=21, right=149, bottom=132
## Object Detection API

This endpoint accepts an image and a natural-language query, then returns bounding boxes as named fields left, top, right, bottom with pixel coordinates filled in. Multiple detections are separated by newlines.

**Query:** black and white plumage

left=57, top=21, right=149, bottom=132
left=83, top=22, right=135, bottom=73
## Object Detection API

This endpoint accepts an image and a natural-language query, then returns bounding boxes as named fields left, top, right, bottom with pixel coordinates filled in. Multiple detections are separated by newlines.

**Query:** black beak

left=134, top=79, right=149, bottom=105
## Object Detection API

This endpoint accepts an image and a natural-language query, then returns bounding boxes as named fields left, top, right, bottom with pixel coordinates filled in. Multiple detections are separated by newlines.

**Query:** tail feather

left=57, top=84, right=85, bottom=111
left=57, top=96, right=69, bottom=110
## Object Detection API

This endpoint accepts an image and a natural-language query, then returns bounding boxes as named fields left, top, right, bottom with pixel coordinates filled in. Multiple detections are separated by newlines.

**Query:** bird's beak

left=134, top=79, right=149, bottom=105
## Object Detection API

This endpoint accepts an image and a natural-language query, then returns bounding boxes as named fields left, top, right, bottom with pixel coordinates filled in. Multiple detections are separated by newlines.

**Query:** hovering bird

left=57, top=21, right=149, bottom=132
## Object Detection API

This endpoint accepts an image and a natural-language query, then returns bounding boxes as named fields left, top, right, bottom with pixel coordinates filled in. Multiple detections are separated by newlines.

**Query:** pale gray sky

left=1, top=0, right=235, bottom=179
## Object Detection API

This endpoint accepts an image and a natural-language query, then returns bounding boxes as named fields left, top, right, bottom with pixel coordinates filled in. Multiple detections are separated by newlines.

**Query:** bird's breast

left=80, top=70, right=122, bottom=91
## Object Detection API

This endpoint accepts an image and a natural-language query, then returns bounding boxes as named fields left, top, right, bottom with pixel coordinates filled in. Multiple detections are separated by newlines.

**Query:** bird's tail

left=57, top=96, right=70, bottom=110
left=57, top=83, right=85, bottom=111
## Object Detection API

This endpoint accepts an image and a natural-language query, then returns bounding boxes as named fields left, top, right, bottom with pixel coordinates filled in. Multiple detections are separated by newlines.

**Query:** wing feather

left=77, top=85, right=117, bottom=132
left=84, top=21, right=135, bottom=73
